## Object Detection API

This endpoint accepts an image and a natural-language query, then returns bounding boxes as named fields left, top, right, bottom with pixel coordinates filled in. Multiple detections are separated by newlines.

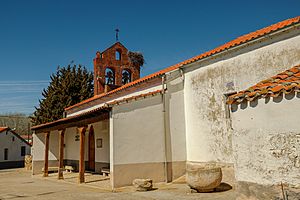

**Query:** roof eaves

left=66, top=16, right=300, bottom=111
left=31, top=104, right=111, bottom=131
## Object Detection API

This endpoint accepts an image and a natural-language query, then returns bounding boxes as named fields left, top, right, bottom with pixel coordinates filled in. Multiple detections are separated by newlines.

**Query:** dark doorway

left=88, top=126, right=95, bottom=171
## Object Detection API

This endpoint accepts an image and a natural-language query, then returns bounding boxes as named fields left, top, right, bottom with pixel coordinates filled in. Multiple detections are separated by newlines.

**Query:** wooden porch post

left=43, top=131, right=50, bottom=177
left=78, top=126, right=87, bottom=183
left=58, top=129, right=65, bottom=179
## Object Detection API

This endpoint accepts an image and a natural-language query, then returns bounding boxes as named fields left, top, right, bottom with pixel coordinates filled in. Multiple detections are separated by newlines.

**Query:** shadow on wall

left=230, top=91, right=299, bottom=112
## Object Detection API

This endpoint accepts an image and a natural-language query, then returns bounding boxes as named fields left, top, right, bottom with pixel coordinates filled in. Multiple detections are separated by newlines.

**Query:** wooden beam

left=43, top=131, right=50, bottom=177
left=34, top=112, right=109, bottom=134
left=58, top=129, right=65, bottom=179
left=88, top=125, right=95, bottom=171
left=78, top=126, right=87, bottom=183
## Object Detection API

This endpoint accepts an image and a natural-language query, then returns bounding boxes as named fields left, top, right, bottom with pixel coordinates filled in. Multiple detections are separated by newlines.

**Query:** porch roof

left=31, top=105, right=111, bottom=133
left=31, top=89, right=163, bottom=133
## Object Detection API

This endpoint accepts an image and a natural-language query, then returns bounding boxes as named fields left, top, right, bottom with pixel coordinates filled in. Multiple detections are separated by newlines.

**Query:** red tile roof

left=0, top=127, right=31, bottom=146
left=0, top=127, right=8, bottom=132
left=65, top=16, right=300, bottom=111
left=32, top=89, right=163, bottom=131
left=227, top=64, right=300, bottom=104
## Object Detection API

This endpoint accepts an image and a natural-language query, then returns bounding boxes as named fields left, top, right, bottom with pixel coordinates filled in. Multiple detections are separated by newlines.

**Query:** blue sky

left=0, top=0, right=299, bottom=115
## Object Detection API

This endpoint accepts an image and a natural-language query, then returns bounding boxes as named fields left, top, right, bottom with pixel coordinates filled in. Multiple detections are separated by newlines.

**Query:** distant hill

left=0, top=113, right=32, bottom=135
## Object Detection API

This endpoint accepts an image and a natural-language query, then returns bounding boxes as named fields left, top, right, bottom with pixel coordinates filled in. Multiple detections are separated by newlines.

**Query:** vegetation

left=31, top=64, right=94, bottom=126
left=128, top=51, right=145, bottom=67
left=0, top=113, right=31, bottom=135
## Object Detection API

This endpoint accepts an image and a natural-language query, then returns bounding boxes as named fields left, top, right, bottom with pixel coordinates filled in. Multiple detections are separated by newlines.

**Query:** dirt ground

left=0, top=168, right=236, bottom=200
left=0, top=169, right=300, bottom=200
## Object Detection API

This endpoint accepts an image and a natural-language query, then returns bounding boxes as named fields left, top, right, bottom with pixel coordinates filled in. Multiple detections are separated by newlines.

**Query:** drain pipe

left=162, top=74, right=169, bottom=183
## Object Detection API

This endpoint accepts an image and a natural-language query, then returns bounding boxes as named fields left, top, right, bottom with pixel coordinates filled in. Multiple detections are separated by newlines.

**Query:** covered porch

left=31, top=106, right=112, bottom=187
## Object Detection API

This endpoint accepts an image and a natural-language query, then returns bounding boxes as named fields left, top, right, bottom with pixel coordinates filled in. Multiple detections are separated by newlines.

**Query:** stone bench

left=101, top=168, right=110, bottom=177
left=65, top=165, right=74, bottom=172
left=42, top=167, right=59, bottom=172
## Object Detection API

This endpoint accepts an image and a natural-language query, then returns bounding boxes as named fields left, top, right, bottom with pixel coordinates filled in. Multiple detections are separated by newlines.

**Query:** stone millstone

left=132, top=179, right=153, bottom=191
left=186, top=163, right=222, bottom=193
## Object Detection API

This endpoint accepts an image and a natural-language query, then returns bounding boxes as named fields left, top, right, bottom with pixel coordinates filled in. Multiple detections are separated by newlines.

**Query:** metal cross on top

left=115, top=28, right=120, bottom=42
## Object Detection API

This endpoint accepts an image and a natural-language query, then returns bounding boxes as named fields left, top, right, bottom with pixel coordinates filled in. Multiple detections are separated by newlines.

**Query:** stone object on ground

left=24, top=155, right=32, bottom=170
left=65, top=165, right=74, bottom=172
left=133, top=179, right=153, bottom=191
left=186, top=163, right=222, bottom=192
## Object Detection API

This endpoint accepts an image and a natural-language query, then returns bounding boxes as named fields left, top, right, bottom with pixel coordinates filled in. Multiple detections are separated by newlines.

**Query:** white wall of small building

left=183, top=27, right=300, bottom=164
left=230, top=93, right=300, bottom=185
left=0, top=130, right=31, bottom=162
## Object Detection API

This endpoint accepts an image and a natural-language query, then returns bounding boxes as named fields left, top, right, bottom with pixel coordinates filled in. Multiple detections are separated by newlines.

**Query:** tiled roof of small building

left=227, top=64, right=300, bottom=104
left=66, top=16, right=300, bottom=111
left=0, top=127, right=8, bottom=132
left=0, top=127, right=31, bottom=146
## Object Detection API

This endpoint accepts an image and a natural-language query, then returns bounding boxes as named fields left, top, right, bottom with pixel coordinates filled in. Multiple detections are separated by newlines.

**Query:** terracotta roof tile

left=66, top=16, right=300, bottom=111
left=227, top=64, right=300, bottom=104
left=0, top=127, right=8, bottom=132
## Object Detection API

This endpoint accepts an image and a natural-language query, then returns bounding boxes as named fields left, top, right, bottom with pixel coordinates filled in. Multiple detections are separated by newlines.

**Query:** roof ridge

left=66, top=16, right=300, bottom=110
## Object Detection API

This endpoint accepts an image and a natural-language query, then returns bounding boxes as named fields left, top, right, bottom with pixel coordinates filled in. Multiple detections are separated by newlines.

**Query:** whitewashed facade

left=32, top=17, right=300, bottom=189
left=0, top=127, right=31, bottom=169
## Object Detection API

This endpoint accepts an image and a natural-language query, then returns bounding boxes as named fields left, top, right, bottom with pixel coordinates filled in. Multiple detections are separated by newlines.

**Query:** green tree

left=31, top=64, right=93, bottom=125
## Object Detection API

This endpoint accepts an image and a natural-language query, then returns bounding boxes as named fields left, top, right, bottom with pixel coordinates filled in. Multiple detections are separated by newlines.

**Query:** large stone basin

left=186, top=163, right=222, bottom=192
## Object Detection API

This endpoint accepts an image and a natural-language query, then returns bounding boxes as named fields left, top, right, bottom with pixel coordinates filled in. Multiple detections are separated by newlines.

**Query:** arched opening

left=122, top=69, right=131, bottom=85
left=105, top=68, right=115, bottom=85
left=115, top=50, right=121, bottom=60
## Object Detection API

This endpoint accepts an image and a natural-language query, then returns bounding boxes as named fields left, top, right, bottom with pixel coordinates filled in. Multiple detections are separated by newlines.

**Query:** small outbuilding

left=0, top=127, right=31, bottom=169
left=227, top=65, right=300, bottom=186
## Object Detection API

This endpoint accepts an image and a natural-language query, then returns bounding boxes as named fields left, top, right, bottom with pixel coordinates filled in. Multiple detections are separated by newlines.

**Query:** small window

left=4, top=148, right=8, bottom=160
left=115, top=50, right=121, bottom=60
left=12, top=136, right=15, bottom=142
left=21, top=146, right=26, bottom=156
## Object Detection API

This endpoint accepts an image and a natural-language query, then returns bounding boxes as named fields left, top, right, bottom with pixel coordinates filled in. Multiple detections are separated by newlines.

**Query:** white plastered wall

left=63, top=122, right=109, bottom=163
left=184, top=28, right=300, bottom=164
left=91, top=121, right=109, bottom=163
left=0, top=130, right=31, bottom=162
left=32, top=131, right=58, bottom=162
left=165, top=76, right=187, bottom=162
left=111, top=95, right=165, bottom=165
left=230, top=93, right=300, bottom=185
left=67, top=85, right=162, bottom=117
left=64, top=127, right=79, bottom=160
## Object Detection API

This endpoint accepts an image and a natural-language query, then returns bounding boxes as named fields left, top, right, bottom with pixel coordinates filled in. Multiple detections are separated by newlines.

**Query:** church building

left=31, top=16, right=300, bottom=190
